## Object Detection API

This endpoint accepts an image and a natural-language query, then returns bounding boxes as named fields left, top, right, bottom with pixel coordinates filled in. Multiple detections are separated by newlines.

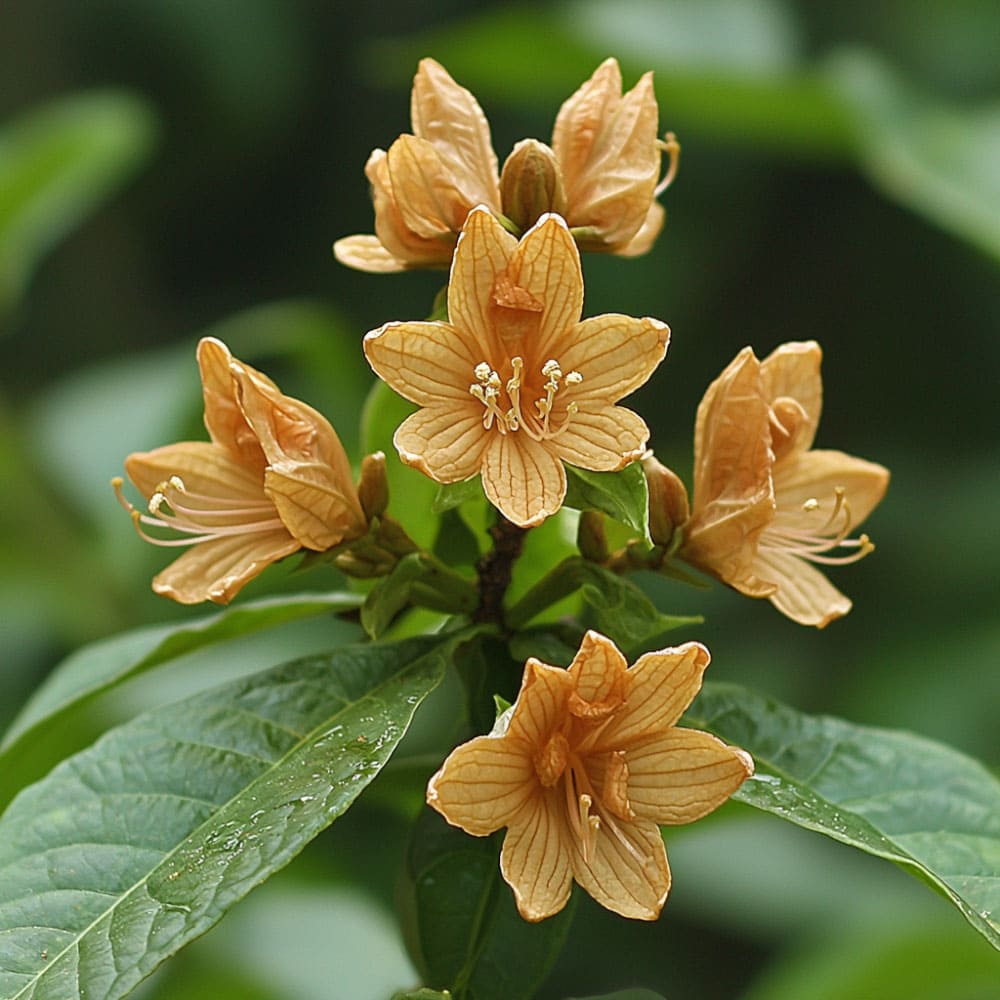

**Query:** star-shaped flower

left=114, top=337, right=368, bottom=604
left=678, top=341, right=890, bottom=626
left=427, top=630, right=753, bottom=921
left=334, top=58, right=674, bottom=272
left=363, top=207, right=669, bottom=527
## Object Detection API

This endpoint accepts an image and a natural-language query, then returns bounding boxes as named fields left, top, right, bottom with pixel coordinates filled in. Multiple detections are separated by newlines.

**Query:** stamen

left=654, top=131, right=680, bottom=196
left=762, top=487, right=875, bottom=566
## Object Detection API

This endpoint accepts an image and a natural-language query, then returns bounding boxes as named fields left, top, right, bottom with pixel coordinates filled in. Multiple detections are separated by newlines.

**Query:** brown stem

left=472, top=514, right=527, bottom=627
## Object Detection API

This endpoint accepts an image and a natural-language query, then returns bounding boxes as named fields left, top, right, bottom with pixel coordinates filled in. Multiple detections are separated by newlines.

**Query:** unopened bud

left=643, top=454, right=690, bottom=548
left=499, top=139, right=567, bottom=233
left=357, top=451, right=389, bottom=520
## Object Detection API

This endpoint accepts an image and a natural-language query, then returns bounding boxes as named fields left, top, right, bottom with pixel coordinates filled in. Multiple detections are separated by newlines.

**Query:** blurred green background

left=1, top=1, right=998, bottom=998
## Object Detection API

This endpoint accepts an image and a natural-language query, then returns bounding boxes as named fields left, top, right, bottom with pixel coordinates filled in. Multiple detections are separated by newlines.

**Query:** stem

left=472, top=514, right=527, bottom=627
left=504, top=556, right=586, bottom=631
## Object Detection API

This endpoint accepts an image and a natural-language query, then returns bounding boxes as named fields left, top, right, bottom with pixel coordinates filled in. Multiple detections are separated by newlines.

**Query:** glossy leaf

left=687, top=682, right=1000, bottom=950
left=0, top=633, right=456, bottom=1000
left=564, top=463, right=651, bottom=543
left=0, top=592, right=361, bottom=769
left=568, top=992, right=668, bottom=1000
left=402, top=808, right=575, bottom=1000
left=432, top=478, right=483, bottom=513
left=0, top=91, right=157, bottom=317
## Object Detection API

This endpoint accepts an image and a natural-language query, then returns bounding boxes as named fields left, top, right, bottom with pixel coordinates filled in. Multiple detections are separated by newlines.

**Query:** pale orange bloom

left=363, top=207, right=669, bottom=527
left=334, top=58, right=674, bottom=272
left=114, top=337, right=367, bottom=604
left=679, top=342, right=890, bottom=627
left=427, top=631, right=753, bottom=921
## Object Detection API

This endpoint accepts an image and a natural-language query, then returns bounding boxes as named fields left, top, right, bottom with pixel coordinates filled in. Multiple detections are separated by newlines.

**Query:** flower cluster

left=115, top=56, right=889, bottom=925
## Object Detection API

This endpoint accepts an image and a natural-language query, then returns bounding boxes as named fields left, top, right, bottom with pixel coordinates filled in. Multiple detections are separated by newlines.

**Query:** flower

left=427, top=630, right=753, bottom=921
left=678, top=341, right=890, bottom=627
left=363, top=207, right=670, bottom=527
left=114, top=337, right=368, bottom=604
left=334, top=58, right=676, bottom=272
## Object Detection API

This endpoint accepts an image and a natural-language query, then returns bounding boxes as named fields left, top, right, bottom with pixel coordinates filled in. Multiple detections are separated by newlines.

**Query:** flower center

left=469, top=356, right=582, bottom=440
left=761, top=486, right=875, bottom=565
left=113, top=475, right=286, bottom=547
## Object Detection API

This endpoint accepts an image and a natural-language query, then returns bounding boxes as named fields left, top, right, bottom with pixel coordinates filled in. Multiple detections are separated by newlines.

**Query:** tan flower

left=679, top=342, right=890, bottom=627
left=363, top=207, right=669, bottom=528
left=334, top=58, right=676, bottom=272
left=114, top=337, right=367, bottom=604
left=427, top=630, right=753, bottom=921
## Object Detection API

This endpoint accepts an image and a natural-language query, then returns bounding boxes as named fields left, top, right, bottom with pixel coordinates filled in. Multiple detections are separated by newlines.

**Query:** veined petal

left=197, top=338, right=267, bottom=470
left=427, top=734, right=537, bottom=836
left=448, top=206, right=517, bottom=357
left=264, top=467, right=366, bottom=551
left=364, top=320, right=481, bottom=406
left=393, top=406, right=489, bottom=483
left=500, top=791, right=574, bottom=922
left=125, top=441, right=265, bottom=503
left=410, top=58, right=501, bottom=210
left=557, top=315, right=669, bottom=401
left=567, top=631, right=629, bottom=709
left=613, top=200, right=665, bottom=258
left=752, top=549, right=852, bottom=628
left=625, top=729, right=753, bottom=825
left=551, top=58, right=624, bottom=187
left=598, top=642, right=711, bottom=749
left=387, top=134, right=475, bottom=238
left=151, top=530, right=299, bottom=605
left=503, top=214, right=584, bottom=354
left=481, top=433, right=567, bottom=528
left=761, top=341, right=822, bottom=453
left=552, top=404, right=649, bottom=472
left=773, top=449, right=889, bottom=532
left=506, top=658, right=574, bottom=746
left=569, top=814, right=670, bottom=921
left=332, top=234, right=410, bottom=273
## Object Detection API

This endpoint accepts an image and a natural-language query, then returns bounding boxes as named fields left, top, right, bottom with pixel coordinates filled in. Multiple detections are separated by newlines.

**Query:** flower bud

left=357, top=451, right=389, bottom=520
left=643, top=453, right=690, bottom=549
left=499, top=139, right=567, bottom=233
left=577, top=510, right=609, bottom=562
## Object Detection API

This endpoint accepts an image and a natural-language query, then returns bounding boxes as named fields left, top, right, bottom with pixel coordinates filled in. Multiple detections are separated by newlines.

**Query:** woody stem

left=472, top=514, right=527, bottom=627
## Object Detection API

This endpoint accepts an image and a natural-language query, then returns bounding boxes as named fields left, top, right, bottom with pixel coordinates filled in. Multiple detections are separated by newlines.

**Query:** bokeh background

left=1, top=1, right=998, bottom=998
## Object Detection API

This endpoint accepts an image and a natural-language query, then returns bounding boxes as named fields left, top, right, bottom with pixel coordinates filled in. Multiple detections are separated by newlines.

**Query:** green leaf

left=564, top=463, right=651, bottom=543
left=432, top=478, right=483, bottom=513
left=0, top=91, right=157, bottom=317
left=567, top=992, right=668, bottom=1000
left=401, top=808, right=575, bottom=1000
left=0, top=592, right=361, bottom=778
left=433, top=508, right=482, bottom=569
left=0, top=633, right=457, bottom=1000
left=579, top=562, right=702, bottom=655
left=687, top=682, right=1000, bottom=950
left=393, top=991, right=451, bottom=1000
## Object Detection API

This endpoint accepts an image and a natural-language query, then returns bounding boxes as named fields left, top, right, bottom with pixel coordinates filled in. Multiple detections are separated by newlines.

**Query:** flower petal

left=752, top=549, right=852, bottom=628
left=151, top=530, right=299, bottom=605
left=557, top=314, right=669, bottom=401
left=410, top=58, right=501, bottom=210
left=506, top=658, right=574, bottom=746
left=506, top=213, right=584, bottom=355
left=393, top=406, right=489, bottom=483
left=552, top=404, right=649, bottom=471
left=387, top=134, right=475, bottom=238
left=773, top=449, right=889, bottom=532
left=682, top=346, right=775, bottom=596
left=569, top=814, right=671, bottom=920
left=125, top=441, right=264, bottom=503
left=761, top=341, right=823, bottom=453
left=567, top=630, right=629, bottom=707
left=426, top=734, right=537, bottom=836
left=364, top=320, right=481, bottom=406
left=448, top=206, right=517, bottom=357
left=599, top=642, right=711, bottom=749
left=196, top=338, right=266, bottom=470
left=481, top=433, right=567, bottom=528
left=500, top=790, right=574, bottom=922
left=333, top=234, right=410, bottom=274
left=614, top=200, right=665, bottom=258
left=624, top=728, right=753, bottom=824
